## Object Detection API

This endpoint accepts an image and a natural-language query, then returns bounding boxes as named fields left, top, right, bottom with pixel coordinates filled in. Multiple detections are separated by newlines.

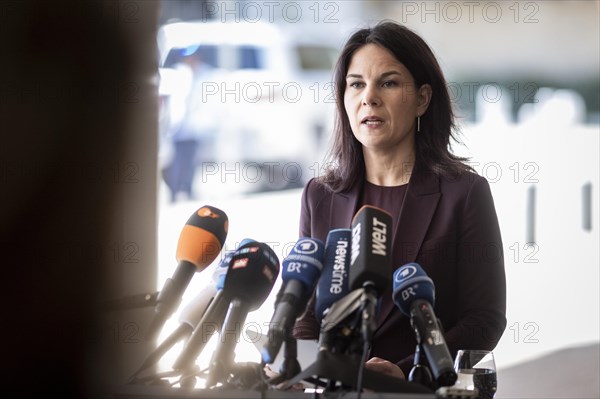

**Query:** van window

left=239, top=46, right=263, bottom=69
left=163, top=45, right=218, bottom=68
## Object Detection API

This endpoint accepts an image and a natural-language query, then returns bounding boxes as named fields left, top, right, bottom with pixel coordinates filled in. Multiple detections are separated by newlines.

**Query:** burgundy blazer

left=293, top=166, right=507, bottom=375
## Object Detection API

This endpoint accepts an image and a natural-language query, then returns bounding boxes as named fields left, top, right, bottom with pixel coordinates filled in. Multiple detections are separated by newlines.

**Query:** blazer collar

left=329, top=172, right=365, bottom=229
left=329, top=163, right=440, bottom=231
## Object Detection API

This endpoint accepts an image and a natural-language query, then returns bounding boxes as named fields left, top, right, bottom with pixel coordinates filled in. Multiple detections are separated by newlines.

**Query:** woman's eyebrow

left=346, top=71, right=403, bottom=79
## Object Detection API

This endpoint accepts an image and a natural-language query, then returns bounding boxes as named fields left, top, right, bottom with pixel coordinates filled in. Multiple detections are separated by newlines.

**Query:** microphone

left=178, top=238, right=254, bottom=329
left=173, top=241, right=279, bottom=385
left=171, top=239, right=257, bottom=371
left=315, top=229, right=352, bottom=323
left=349, top=205, right=393, bottom=294
left=392, top=262, right=457, bottom=387
left=205, top=241, right=280, bottom=387
left=315, top=228, right=362, bottom=354
left=130, top=242, right=245, bottom=381
left=146, top=205, right=228, bottom=342
left=261, top=237, right=325, bottom=365
left=177, top=262, right=226, bottom=331
left=349, top=205, right=392, bottom=343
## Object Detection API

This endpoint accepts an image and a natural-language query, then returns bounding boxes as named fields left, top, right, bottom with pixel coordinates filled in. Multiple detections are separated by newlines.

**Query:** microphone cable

left=355, top=338, right=370, bottom=399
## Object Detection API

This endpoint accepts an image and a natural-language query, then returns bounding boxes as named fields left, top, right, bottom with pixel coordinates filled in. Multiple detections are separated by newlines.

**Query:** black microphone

left=261, top=237, right=324, bottom=365
left=205, top=241, right=280, bottom=388
left=172, top=239, right=257, bottom=372
left=349, top=205, right=393, bottom=294
left=350, top=205, right=392, bottom=342
left=146, top=206, right=228, bottom=342
left=392, top=263, right=457, bottom=387
left=178, top=238, right=254, bottom=331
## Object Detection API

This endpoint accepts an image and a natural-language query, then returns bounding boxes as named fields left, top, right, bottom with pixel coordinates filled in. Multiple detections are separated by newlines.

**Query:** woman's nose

left=361, top=86, right=380, bottom=106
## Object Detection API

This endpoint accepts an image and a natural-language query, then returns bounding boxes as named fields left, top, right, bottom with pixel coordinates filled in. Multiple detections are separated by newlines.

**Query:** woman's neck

left=363, top=148, right=415, bottom=186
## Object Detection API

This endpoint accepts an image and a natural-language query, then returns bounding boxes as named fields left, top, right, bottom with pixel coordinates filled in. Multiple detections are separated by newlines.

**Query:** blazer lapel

left=375, top=165, right=441, bottom=329
left=329, top=178, right=363, bottom=230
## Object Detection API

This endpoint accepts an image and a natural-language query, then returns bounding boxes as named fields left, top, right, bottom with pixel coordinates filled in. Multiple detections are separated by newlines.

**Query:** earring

left=417, top=115, right=421, bottom=133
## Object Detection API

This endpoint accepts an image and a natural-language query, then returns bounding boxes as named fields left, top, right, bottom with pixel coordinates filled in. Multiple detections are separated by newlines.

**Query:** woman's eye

left=382, top=80, right=397, bottom=87
left=349, top=81, right=364, bottom=89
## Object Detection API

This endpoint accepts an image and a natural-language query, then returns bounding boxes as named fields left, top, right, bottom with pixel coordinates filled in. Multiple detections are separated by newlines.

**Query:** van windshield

left=163, top=44, right=265, bottom=70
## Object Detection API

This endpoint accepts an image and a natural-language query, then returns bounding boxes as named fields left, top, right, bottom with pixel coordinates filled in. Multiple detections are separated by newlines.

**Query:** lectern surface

left=111, top=385, right=438, bottom=399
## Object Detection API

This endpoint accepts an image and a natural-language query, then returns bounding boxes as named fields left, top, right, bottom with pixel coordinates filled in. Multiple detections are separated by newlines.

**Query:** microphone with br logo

left=392, top=262, right=457, bottom=388
left=261, top=237, right=325, bottom=365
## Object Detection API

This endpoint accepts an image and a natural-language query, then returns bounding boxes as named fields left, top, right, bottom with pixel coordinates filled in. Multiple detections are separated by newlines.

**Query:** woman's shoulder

left=438, top=168, right=489, bottom=187
left=435, top=172, right=500, bottom=220
left=302, top=177, right=335, bottom=203
left=434, top=169, right=494, bottom=202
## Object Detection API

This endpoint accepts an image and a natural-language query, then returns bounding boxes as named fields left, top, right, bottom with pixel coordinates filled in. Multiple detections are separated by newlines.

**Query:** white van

left=157, top=20, right=340, bottom=192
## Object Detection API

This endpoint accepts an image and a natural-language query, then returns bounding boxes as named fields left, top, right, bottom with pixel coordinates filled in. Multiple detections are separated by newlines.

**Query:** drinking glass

left=453, top=349, right=497, bottom=399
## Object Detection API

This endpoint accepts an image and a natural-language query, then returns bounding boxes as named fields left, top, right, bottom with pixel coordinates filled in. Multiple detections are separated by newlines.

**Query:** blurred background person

left=163, top=49, right=215, bottom=202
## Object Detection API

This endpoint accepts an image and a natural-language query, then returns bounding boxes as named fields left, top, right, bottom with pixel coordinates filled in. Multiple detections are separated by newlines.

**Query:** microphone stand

left=359, top=282, right=378, bottom=343
left=102, top=291, right=158, bottom=312
left=281, top=348, right=431, bottom=393
left=355, top=281, right=378, bottom=398
left=128, top=324, right=192, bottom=383
left=408, top=343, right=434, bottom=390
left=281, top=288, right=432, bottom=394
left=267, top=334, right=301, bottom=385
left=205, top=298, right=247, bottom=388
left=172, top=290, right=228, bottom=371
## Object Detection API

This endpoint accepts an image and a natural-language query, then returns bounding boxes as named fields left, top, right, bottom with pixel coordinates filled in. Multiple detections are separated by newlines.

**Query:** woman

left=293, top=20, right=506, bottom=381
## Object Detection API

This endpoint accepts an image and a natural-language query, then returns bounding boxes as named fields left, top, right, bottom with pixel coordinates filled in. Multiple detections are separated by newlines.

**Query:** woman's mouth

left=361, top=116, right=384, bottom=126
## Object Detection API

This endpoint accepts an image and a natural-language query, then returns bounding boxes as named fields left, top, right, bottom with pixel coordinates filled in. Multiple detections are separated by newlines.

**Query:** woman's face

left=344, top=43, right=430, bottom=157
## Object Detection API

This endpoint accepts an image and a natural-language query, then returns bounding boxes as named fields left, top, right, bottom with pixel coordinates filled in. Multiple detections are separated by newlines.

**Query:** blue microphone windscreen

left=315, top=229, right=352, bottom=322
left=282, top=237, right=324, bottom=290
left=392, top=262, right=435, bottom=316
left=240, top=238, right=256, bottom=247
left=214, top=250, right=234, bottom=290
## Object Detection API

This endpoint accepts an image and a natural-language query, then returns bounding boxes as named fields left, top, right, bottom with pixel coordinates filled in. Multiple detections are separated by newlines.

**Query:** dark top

left=293, top=166, right=507, bottom=376
left=361, top=180, right=408, bottom=239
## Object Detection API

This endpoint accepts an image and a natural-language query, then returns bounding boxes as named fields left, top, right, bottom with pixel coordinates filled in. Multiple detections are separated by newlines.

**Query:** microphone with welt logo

left=349, top=205, right=392, bottom=342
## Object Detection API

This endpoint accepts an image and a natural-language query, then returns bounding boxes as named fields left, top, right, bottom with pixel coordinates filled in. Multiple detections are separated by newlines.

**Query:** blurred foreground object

left=1, top=1, right=160, bottom=396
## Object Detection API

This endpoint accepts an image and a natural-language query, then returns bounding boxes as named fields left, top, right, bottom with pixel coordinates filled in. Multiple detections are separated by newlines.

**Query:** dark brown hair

left=320, top=20, right=472, bottom=192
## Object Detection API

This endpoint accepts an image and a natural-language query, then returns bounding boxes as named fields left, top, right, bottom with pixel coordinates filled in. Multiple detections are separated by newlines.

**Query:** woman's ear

left=417, top=84, right=432, bottom=115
